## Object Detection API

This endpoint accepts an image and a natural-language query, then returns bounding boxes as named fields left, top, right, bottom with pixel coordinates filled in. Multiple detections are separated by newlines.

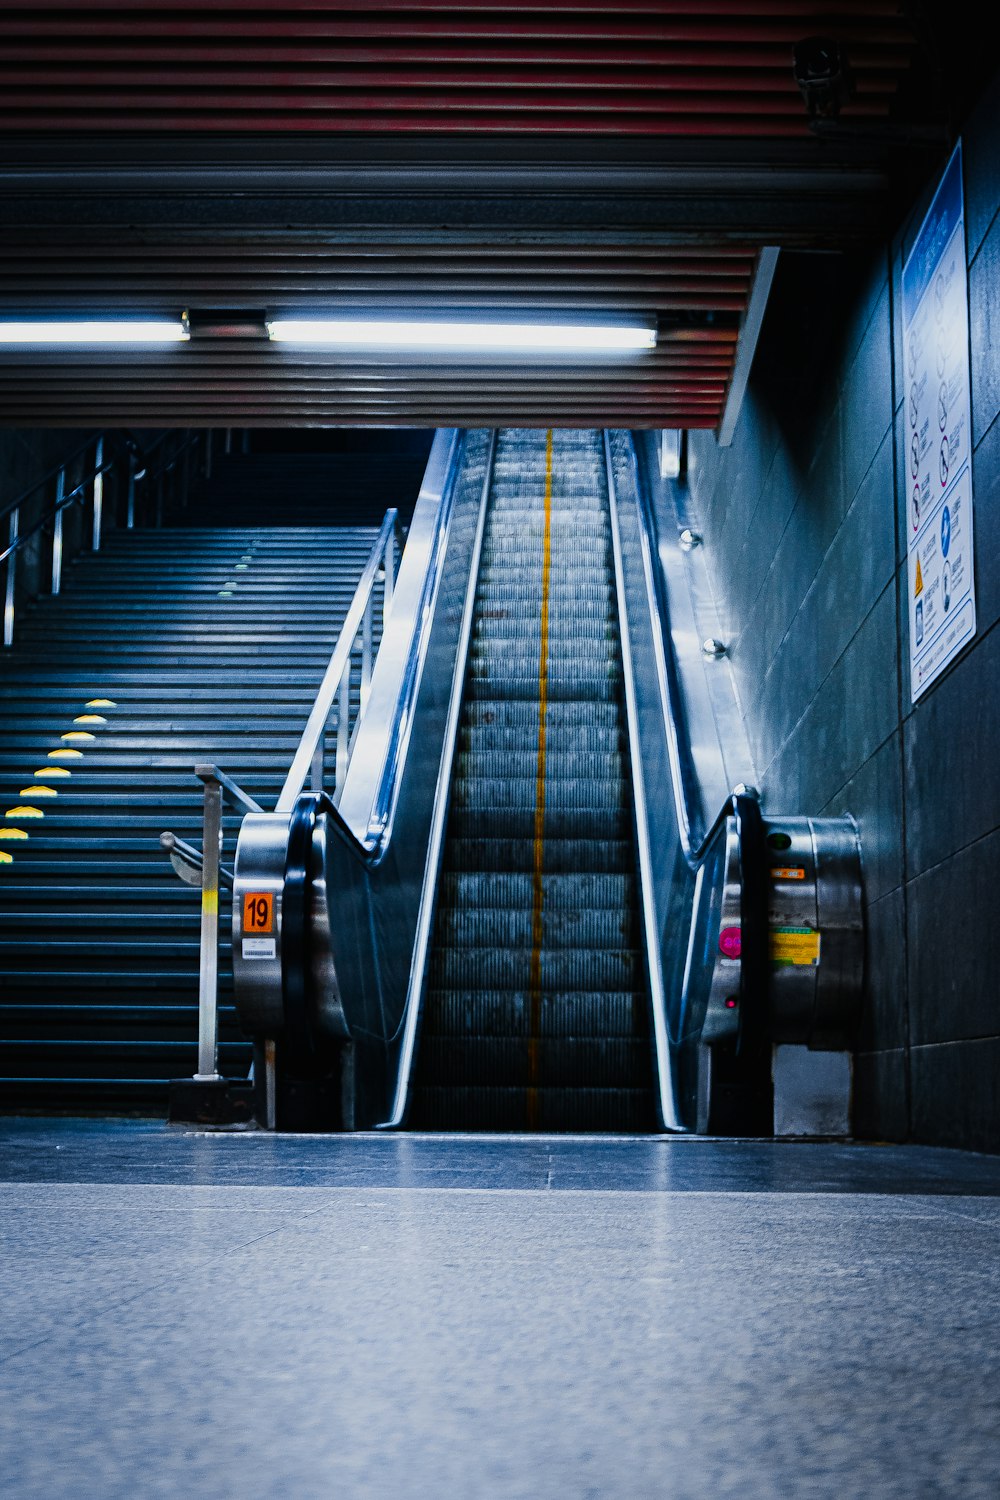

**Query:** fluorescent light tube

left=266, top=318, right=656, bottom=352
left=0, top=320, right=189, bottom=344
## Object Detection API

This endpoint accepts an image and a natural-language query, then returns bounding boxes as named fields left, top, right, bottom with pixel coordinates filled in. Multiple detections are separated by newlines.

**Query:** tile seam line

left=756, top=670, right=898, bottom=799
left=738, top=422, right=895, bottom=719
left=903, top=819, right=1000, bottom=886
left=0, top=1211, right=322, bottom=1371
left=718, top=401, right=890, bottom=645
left=2, top=1183, right=990, bottom=1203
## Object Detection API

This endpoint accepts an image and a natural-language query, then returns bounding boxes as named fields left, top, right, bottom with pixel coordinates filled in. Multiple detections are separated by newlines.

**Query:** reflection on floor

left=2, top=1120, right=1000, bottom=1498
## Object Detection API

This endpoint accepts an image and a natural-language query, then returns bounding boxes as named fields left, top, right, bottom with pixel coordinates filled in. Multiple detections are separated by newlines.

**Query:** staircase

left=410, top=429, right=658, bottom=1132
left=0, top=521, right=380, bottom=1112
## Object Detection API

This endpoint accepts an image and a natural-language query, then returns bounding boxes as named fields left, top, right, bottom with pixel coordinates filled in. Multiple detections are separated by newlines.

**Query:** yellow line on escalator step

left=527, top=428, right=554, bottom=1130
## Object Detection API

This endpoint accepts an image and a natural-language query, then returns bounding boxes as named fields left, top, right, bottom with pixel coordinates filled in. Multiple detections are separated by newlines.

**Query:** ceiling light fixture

left=266, top=318, right=656, bottom=352
left=0, top=319, right=189, bottom=345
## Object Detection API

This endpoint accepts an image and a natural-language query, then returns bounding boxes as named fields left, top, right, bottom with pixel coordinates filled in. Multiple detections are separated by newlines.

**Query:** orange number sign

left=243, top=892, right=274, bottom=934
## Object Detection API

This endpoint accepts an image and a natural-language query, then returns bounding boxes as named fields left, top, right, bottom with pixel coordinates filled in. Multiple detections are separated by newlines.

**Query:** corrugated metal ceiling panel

left=0, top=2, right=915, bottom=135
left=0, top=237, right=749, bottom=427
left=0, top=3, right=930, bottom=427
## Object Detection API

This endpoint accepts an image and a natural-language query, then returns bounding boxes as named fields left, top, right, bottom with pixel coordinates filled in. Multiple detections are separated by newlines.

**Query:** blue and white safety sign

left=902, top=141, right=977, bottom=700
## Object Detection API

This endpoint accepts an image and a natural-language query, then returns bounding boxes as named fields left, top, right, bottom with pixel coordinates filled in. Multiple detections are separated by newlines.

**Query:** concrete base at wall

left=773, top=1046, right=852, bottom=1137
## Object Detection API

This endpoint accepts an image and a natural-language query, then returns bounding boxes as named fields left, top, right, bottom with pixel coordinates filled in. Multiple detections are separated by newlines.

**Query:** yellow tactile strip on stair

left=1, top=696, right=118, bottom=864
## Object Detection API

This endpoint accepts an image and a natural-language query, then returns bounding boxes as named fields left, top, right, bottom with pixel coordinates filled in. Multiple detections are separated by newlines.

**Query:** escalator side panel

left=319, top=432, right=493, bottom=1123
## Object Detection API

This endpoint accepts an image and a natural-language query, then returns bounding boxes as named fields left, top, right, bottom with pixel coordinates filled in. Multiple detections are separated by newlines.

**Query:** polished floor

left=2, top=1120, right=1000, bottom=1498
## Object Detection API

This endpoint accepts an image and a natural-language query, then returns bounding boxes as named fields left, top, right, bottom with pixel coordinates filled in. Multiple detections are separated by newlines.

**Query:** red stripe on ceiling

left=0, top=5, right=921, bottom=426
left=0, top=2, right=918, bottom=138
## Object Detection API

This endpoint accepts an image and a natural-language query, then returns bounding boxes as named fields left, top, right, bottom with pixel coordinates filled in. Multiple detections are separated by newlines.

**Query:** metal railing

left=1, top=428, right=203, bottom=646
left=276, top=508, right=398, bottom=811
left=160, top=766, right=262, bottom=1083
left=161, top=509, right=400, bottom=1099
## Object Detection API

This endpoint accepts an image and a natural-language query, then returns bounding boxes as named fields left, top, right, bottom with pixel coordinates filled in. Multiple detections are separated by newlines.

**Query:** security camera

left=793, top=37, right=855, bottom=120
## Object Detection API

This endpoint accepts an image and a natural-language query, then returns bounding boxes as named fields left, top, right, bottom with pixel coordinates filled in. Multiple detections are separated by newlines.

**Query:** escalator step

left=409, top=1086, right=656, bottom=1133
left=434, top=907, right=633, bottom=950
left=422, top=990, right=649, bottom=1038
left=416, top=1037, right=652, bottom=1089
left=444, top=837, right=633, bottom=874
left=414, top=427, right=655, bottom=1134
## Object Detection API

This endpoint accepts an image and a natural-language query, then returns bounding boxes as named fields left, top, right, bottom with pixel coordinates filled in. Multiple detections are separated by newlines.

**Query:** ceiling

left=0, top=3, right=962, bottom=429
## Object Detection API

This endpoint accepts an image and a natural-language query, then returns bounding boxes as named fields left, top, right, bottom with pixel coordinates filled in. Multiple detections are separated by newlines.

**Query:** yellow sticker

left=770, top=866, right=806, bottom=881
left=914, top=557, right=924, bottom=597
left=770, top=927, right=821, bottom=967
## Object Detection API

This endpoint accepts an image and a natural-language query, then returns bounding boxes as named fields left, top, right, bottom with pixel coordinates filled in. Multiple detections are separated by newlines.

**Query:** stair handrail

left=274, top=506, right=399, bottom=812
left=1, top=429, right=203, bottom=646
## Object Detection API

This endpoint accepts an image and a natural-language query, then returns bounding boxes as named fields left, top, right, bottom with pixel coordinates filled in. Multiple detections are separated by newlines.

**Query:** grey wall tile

left=841, top=287, right=894, bottom=505
left=835, top=251, right=891, bottom=380
left=823, top=731, right=905, bottom=904
left=853, top=1049, right=909, bottom=1142
left=968, top=212, right=1000, bottom=448
left=797, top=583, right=896, bottom=805
left=971, top=411, right=1000, bottom=636
left=906, top=826, right=1000, bottom=1047
left=903, top=623, right=1000, bottom=875
left=910, top=1037, right=1000, bottom=1153
left=963, top=68, right=1000, bottom=262
left=858, top=887, right=908, bottom=1055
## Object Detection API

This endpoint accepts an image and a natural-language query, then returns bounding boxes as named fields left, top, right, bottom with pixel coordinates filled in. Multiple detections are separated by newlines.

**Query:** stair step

left=1, top=488, right=381, bottom=1115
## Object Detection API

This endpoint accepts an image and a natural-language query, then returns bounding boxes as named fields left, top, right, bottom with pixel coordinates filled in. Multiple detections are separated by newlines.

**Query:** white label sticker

left=242, top=937, right=276, bottom=960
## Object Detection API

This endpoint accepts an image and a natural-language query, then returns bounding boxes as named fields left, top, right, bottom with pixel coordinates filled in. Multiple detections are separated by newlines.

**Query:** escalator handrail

left=734, top=788, right=769, bottom=1054
left=617, top=432, right=717, bottom=866
left=606, top=431, right=768, bottom=1126
left=274, top=506, right=399, bottom=814
left=274, top=429, right=497, bottom=1086
left=380, top=428, right=497, bottom=1126
left=336, top=427, right=465, bottom=848
left=281, top=789, right=338, bottom=1058
left=277, top=432, right=497, bottom=1110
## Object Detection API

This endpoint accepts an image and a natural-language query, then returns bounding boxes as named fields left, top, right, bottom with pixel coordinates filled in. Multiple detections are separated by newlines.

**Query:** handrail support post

left=194, top=777, right=224, bottom=1082
left=126, top=451, right=136, bottom=529
left=91, top=438, right=104, bottom=552
left=336, top=666, right=350, bottom=791
left=51, top=469, right=65, bottom=595
left=384, top=533, right=395, bottom=618
left=361, top=593, right=374, bottom=711
left=310, top=738, right=325, bottom=793
left=3, top=507, right=18, bottom=647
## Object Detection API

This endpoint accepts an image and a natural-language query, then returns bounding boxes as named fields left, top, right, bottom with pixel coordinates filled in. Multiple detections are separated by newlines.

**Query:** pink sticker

left=719, top=926, right=742, bottom=960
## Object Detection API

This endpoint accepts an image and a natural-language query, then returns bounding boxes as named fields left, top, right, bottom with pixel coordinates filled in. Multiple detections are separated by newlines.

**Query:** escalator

left=226, top=425, right=865, bottom=1136
left=410, top=429, right=656, bottom=1131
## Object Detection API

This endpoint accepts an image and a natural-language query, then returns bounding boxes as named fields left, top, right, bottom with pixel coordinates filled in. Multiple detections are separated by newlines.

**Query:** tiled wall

left=687, top=72, right=1000, bottom=1150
